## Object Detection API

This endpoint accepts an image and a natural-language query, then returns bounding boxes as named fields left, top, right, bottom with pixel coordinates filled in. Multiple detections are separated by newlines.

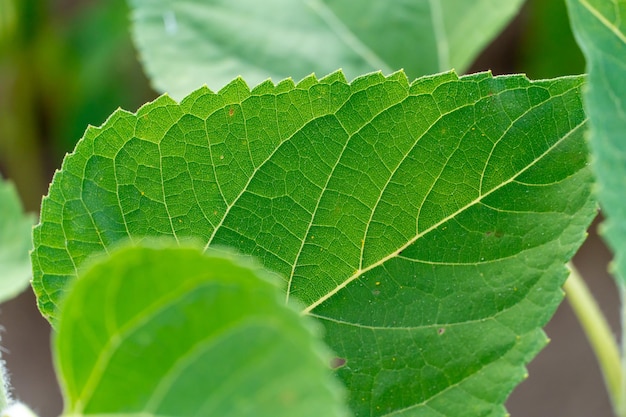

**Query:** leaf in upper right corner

left=0, top=176, right=34, bottom=303
left=566, top=0, right=626, bottom=284
left=128, top=0, right=524, bottom=98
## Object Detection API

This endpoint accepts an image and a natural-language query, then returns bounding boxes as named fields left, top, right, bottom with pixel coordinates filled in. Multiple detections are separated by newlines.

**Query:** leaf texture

left=567, top=0, right=626, bottom=285
left=129, top=0, right=524, bottom=98
left=33, top=70, right=595, bottom=416
left=55, top=244, right=349, bottom=417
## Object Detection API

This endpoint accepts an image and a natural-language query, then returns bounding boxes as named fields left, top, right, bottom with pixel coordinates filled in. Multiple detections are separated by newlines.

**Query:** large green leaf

left=567, top=0, right=626, bottom=286
left=33, top=70, right=596, bottom=416
left=0, top=176, right=34, bottom=303
left=55, top=243, right=349, bottom=416
left=129, top=0, right=524, bottom=98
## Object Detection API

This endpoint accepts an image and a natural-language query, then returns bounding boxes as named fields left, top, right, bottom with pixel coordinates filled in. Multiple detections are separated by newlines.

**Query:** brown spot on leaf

left=330, top=357, right=347, bottom=369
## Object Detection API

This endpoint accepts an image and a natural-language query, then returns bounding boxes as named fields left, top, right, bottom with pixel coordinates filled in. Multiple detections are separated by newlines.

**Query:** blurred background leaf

left=129, top=0, right=525, bottom=98
left=519, top=0, right=585, bottom=78
left=566, top=1, right=626, bottom=412
left=0, top=2, right=155, bottom=414
left=0, top=0, right=155, bottom=210
left=0, top=176, right=34, bottom=304
left=56, top=244, right=351, bottom=417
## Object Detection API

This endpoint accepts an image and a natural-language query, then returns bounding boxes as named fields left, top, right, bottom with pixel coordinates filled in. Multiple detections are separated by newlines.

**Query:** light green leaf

left=0, top=176, right=34, bottom=303
left=129, top=0, right=524, bottom=98
left=33, top=70, right=596, bottom=415
left=55, top=243, right=350, bottom=417
left=566, top=0, right=626, bottom=287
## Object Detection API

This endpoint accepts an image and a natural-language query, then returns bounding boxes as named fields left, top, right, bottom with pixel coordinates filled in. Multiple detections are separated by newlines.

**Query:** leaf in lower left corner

left=54, top=243, right=351, bottom=417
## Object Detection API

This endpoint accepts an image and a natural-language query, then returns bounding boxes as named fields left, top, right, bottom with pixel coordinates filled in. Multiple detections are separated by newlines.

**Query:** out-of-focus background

left=0, top=1, right=619, bottom=416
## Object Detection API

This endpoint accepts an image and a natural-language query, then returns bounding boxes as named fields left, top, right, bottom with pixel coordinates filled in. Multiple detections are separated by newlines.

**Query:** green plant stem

left=564, top=262, right=625, bottom=417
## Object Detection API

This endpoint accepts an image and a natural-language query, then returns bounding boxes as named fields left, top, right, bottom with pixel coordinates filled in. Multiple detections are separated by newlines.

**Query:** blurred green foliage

left=0, top=0, right=154, bottom=210
left=0, top=0, right=584, bottom=212
left=520, top=0, right=585, bottom=78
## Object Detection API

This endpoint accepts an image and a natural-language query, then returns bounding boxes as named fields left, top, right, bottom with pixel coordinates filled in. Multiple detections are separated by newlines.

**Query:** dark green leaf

left=34, top=70, right=595, bottom=415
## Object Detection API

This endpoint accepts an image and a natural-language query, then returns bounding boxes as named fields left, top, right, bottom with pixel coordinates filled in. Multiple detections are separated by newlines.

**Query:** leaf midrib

left=303, top=117, right=587, bottom=313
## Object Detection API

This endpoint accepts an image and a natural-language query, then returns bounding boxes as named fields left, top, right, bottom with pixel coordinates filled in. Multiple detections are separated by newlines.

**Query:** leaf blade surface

left=55, top=244, right=349, bottom=417
left=34, top=70, right=596, bottom=415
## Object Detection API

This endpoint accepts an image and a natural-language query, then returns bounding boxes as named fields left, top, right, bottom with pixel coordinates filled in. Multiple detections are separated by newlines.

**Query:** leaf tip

left=216, top=76, right=254, bottom=103
left=387, top=68, right=411, bottom=86
left=295, top=73, right=321, bottom=89
left=251, top=78, right=282, bottom=94
left=180, top=85, right=216, bottom=106
left=319, top=69, right=348, bottom=85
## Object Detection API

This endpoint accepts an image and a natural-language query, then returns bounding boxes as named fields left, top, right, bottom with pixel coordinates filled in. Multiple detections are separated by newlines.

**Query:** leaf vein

left=303, top=116, right=588, bottom=313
